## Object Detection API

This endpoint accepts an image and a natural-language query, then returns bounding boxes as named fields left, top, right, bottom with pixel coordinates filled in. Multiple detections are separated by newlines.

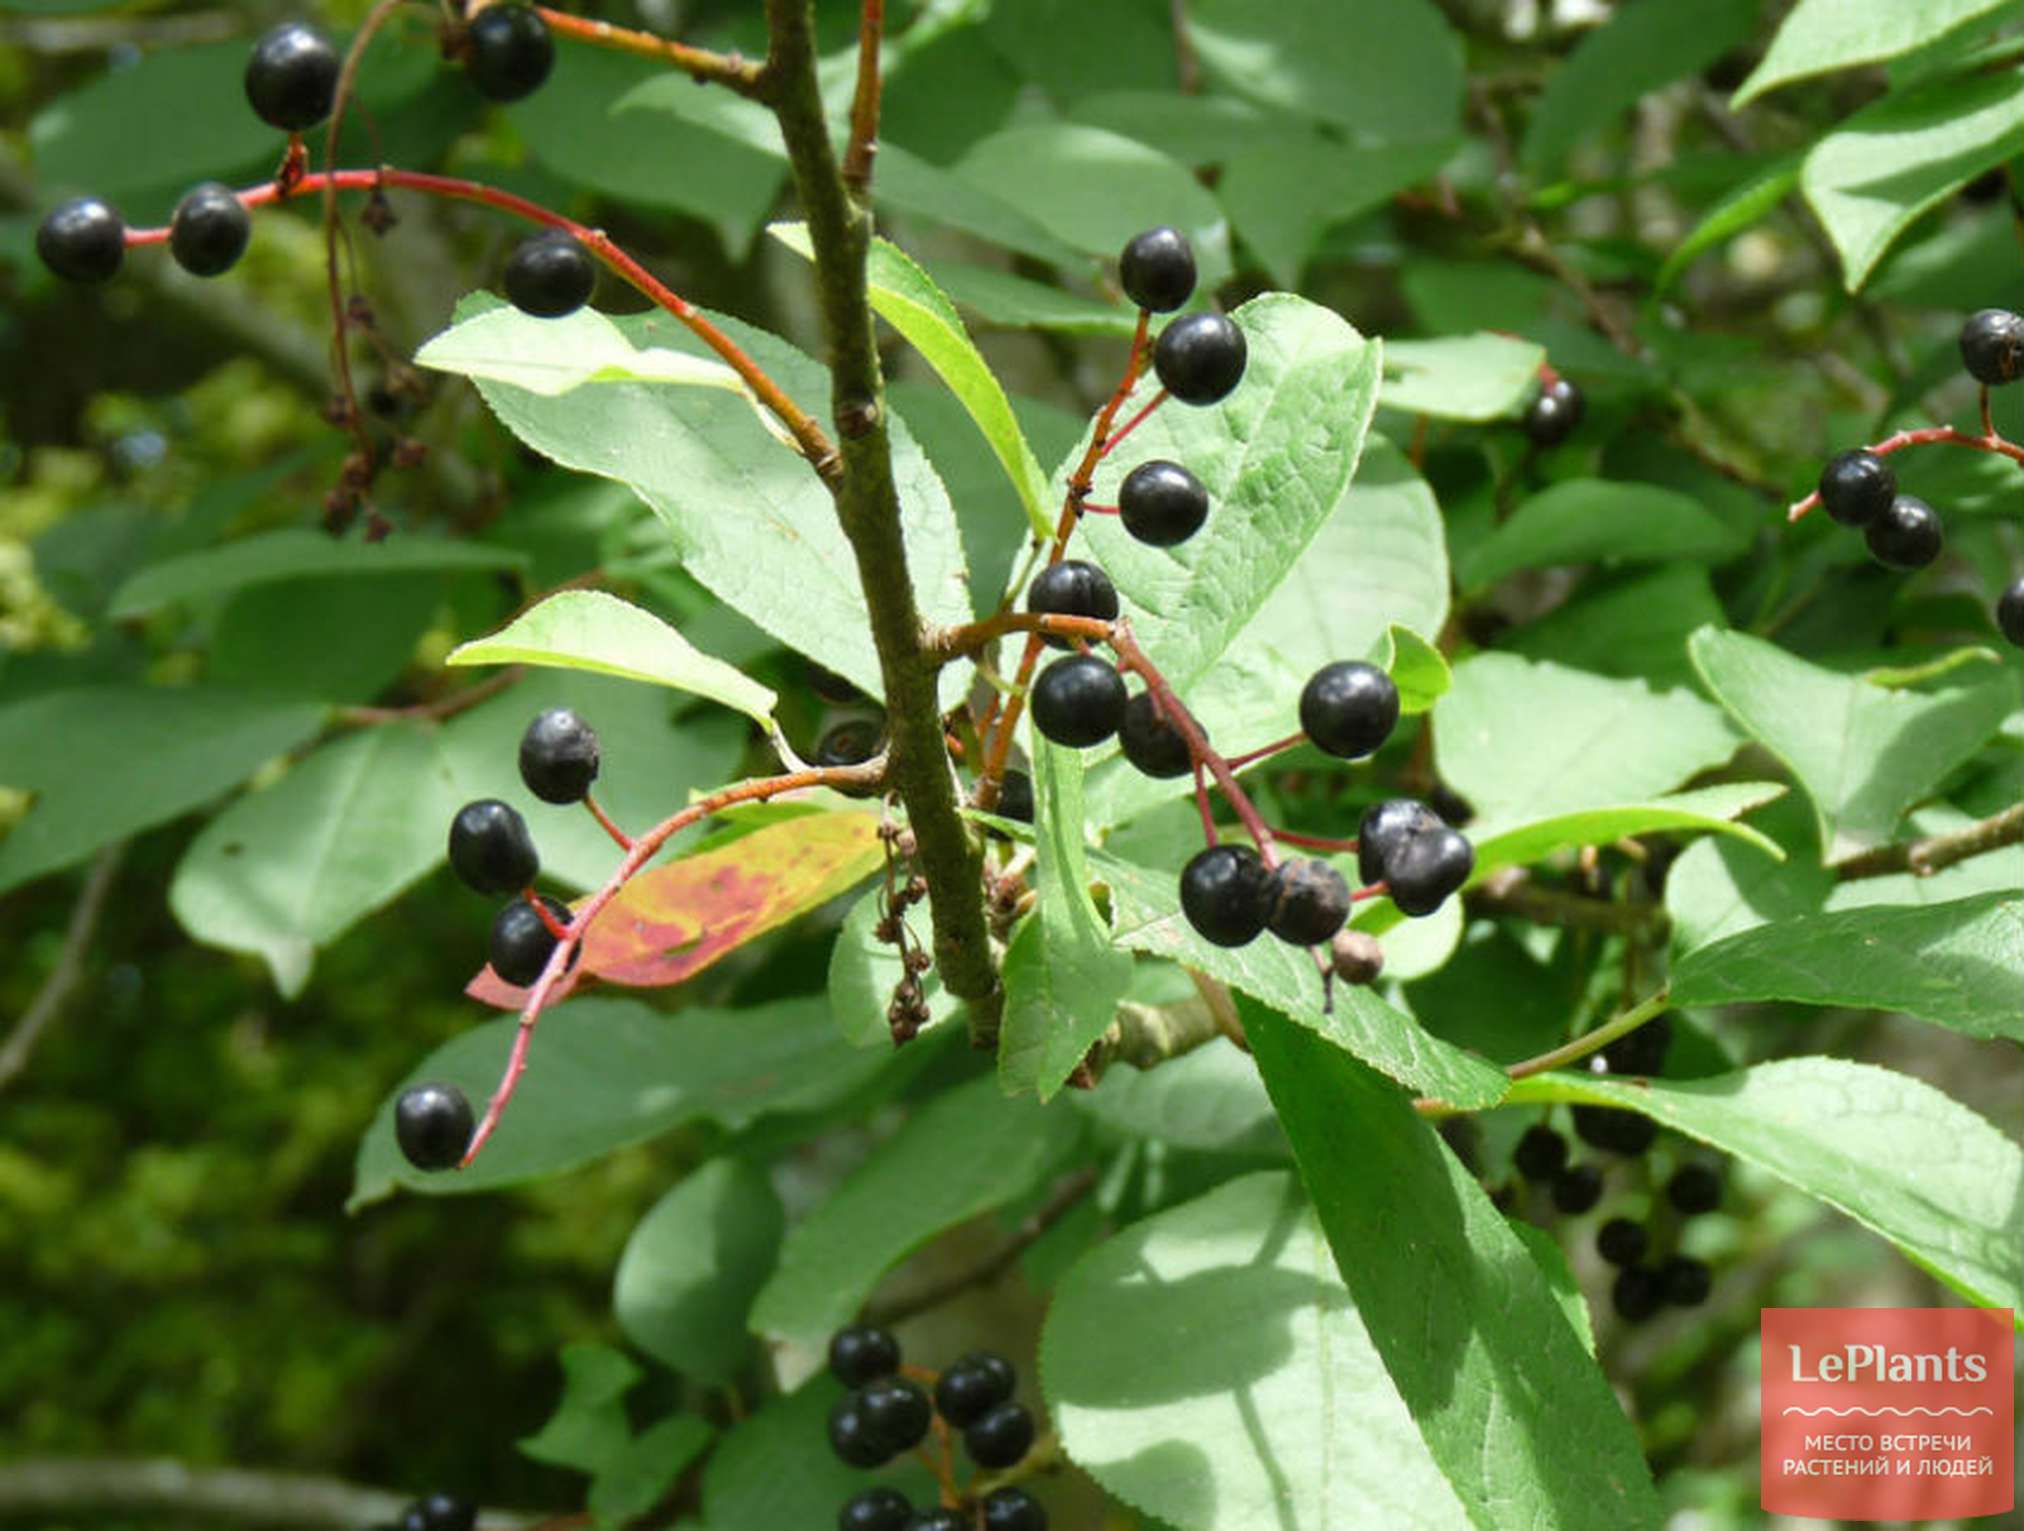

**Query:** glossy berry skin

left=1959, top=307, right=2024, bottom=385
left=1599, top=1013, right=1671, bottom=1077
left=1179, top=843, right=1277, bottom=948
left=1611, top=1266, right=1665, bottom=1323
left=933, top=1350, right=1015, bottom=1428
left=168, top=183, right=252, bottom=278
left=36, top=196, right=125, bottom=284
left=828, top=1394, right=891, bottom=1469
left=489, top=894, right=573, bottom=985
left=467, top=4, right=555, bottom=102
left=996, top=770, right=1034, bottom=825
left=245, top=22, right=340, bottom=132
left=1299, top=661, right=1399, bottom=760
left=1550, top=1163, right=1604, bottom=1215
left=905, top=1512, right=966, bottom=1531
left=1153, top=312, right=1247, bottom=405
left=1817, top=448, right=1895, bottom=528
left=1267, top=859, right=1350, bottom=946
left=1523, top=376, right=1584, bottom=448
left=1661, top=1255, right=1713, bottom=1307
left=415, top=1494, right=476, bottom=1531
left=1572, top=1104, right=1658, bottom=1157
left=1119, top=225, right=1196, bottom=313
left=1513, top=1124, right=1568, bottom=1182
left=858, top=1378, right=932, bottom=1454
left=839, top=1487, right=912, bottom=1531
left=1356, top=798, right=1441, bottom=886
left=1117, top=459, right=1210, bottom=546
left=505, top=230, right=595, bottom=318
left=519, top=707, right=600, bottom=803
left=1385, top=826, right=1474, bottom=918
left=963, top=1401, right=1036, bottom=1470
left=982, top=1487, right=1048, bottom=1531
left=1118, top=691, right=1193, bottom=778
left=816, top=719, right=884, bottom=767
left=1995, top=577, right=2024, bottom=647
left=829, top=1325, right=900, bottom=1388
left=1031, top=654, right=1127, bottom=748
left=1667, top=1164, right=1722, bottom=1215
left=1595, top=1217, right=1648, bottom=1268
left=395, top=1082, right=473, bottom=1171
left=1026, top=559, right=1119, bottom=646
left=448, top=799, right=539, bottom=894
left=1864, top=493, right=1943, bottom=570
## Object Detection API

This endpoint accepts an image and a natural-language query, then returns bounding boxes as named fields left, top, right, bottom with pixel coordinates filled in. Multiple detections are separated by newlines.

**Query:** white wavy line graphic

left=1779, top=1406, right=1995, bottom=1417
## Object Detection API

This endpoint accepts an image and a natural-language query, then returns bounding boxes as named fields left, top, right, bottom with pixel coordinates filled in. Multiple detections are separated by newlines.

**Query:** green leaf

left=826, top=886, right=960, bottom=1048
left=1377, top=624, right=1452, bottom=716
left=1802, top=69, right=2024, bottom=291
left=1509, top=1219, right=1597, bottom=1357
left=413, top=302, right=747, bottom=398
left=108, top=529, right=526, bottom=620
left=349, top=997, right=894, bottom=1207
left=769, top=224, right=1054, bottom=539
left=1456, top=479, right=1748, bottom=592
left=1687, top=627, right=2019, bottom=862
left=587, top=1414, right=712, bottom=1528
left=1381, top=334, right=1547, bottom=421
left=695, top=1380, right=938, bottom=1530
left=518, top=1342, right=642, bottom=1473
left=210, top=575, right=439, bottom=705
left=1734, top=0, right=2018, bottom=106
left=749, top=1074, right=1084, bottom=1346
left=1657, top=155, right=1803, bottom=294
left=927, top=258, right=1140, bottom=336
left=1243, top=1002, right=1661, bottom=1529
left=1506, top=1061, right=2024, bottom=1318
left=1071, top=1038, right=1286, bottom=1157
left=1468, top=782, right=1788, bottom=880
left=1097, top=853, right=1510, bottom=1109
left=0, top=687, right=326, bottom=897
left=1671, top=890, right=2024, bottom=1040
left=445, top=589, right=776, bottom=727
left=999, top=737, right=1136, bottom=1100
left=1041, top=1171, right=1472, bottom=1531
left=1220, top=133, right=1458, bottom=284
left=169, top=724, right=460, bottom=998
left=1502, top=566, right=1726, bottom=687
left=613, top=1159, right=784, bottom=1386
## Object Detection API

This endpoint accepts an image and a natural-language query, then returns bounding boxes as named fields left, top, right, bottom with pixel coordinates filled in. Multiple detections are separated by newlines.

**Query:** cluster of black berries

left=1595, top=1162, right=1721, bottom=1322
left=1522, top=372, right=1585, bottom=449
left=828, top=1327, right=1046, bottom=1531
left=366, top=1491, right=475, bottom=1531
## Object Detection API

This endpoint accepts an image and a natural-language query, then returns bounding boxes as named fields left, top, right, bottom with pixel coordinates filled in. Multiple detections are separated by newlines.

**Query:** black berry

left=1118, top=691, right=1193, bottom=778
left=816, top=719, right=884, bottom=767
left=963, top=1401, right=1035, bottom=1469
left=1119, top=225, right=1196, bottom=313
left=1599, top=1014, right=1671, bottom=1077
left=933, top=1350, right=1015, bottom=1428
left=1030, top=654, right=1127, bottom=748
left=1267, top=858, right=1350, bottom=946
left=1611, top=1266, right=1665, bottom=1323
left=1385, top=826, right=1474, bottom=917
left=1995, top=577, right=2024, bottom=646
left=1328, top=928, right=1384, bottom=985
left=395, top=1082, right=473, bottom=1171
left=1153, top=313, right=1247, bottom=405
left=904, top=1512, right=966, bottom=1531
left=1299, top=661, right=1399, bottom=760
left=1523, top=376, right=1584, bottom=448
left=167, top=182, right=252, bottom=278
left=839, top=1487, right=912, bottom=1531
left=1026, top=559, right=1118, bottom=646
left=415, top=1494, right=476, bottom=1531
left=466, top=4, right=555, bottom=101
left=829, top=1394, right=891, bottom=1469
left=489, top=894, right=573, bottom=985
left=1863, top=493, right=1943, bottom=569
left=518, top=707, right=600, bottom=803
left=996, top=770, right=1034, bottom=824
left=1513, top=1124, right=1568, bottom=1181
left=858, top=1378, right=932, bottom=1454
left=1179, top=844, right=1277, bottom=947
left=1116, top=459, right=1210, bottom=547
left=1550, top=1163, right=1603, bottom=1214
left=1571, top=1104, right=1658, bottom=1157
left=1817, top=449, right=1895, bottom=528
left=1356, top=798, right=1440, bottom=886
left=1660, top=1255, right=1712, bottom=1307
left=1667, top=1164, right=1722, bottom=1215
left=448, top=799, right=539, bottom=894
left=36, top=196, right=125, bottom=284
left=828, top=1325, right=900, bottom=1388
left=505, top=230, right=596, bottom=318
left=1595, top=1217, right=1648, bottom=1268
left=1959, top=307, right=2024, bottom=386
left=982, top=1487, right=1048, bottom=1531
left=245, top=21, right=340, bottom=133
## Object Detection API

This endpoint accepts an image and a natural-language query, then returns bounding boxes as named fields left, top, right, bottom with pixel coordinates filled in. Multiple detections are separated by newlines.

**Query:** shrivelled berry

left=1550, top=1163, right=1604, bottom=1214
left=905, top=1512, right=966, bottom=1531
left=1117, top=690, right=1193, bottom=778
left=489, top=894, right=574, bottom=985
left=1660, top=1255, right=1713, bottom=1307
left=1959, top=307, right=2024, bottom=386
left=963, top=1401, right=1036, bottom=1469
left=996, top=770, right=1034, bottom=825
left=519, top=707, right=600, bottom=803
left=1595, top=1217, right=1648, bottom=1268
left=1026, top=559, right=1118, bottom=646
left=828, top=1325, right=900, bottom=1388
left=505, top=229, right=596, bottom=318
left=245, top=21, right=341, bottom=132
left=1667, top=1164, right=1722, bottom=1215
left=1599, top=1014, right=1671, bottom=1077
left=36, top=196, right=125, bottom=284
left=1356, top=798, right=1440, bottom=886
left=1817, top=448, right=1895, bottom=528
left=448, top=799, right=539, bottom=894
left=1119, top=225, right=1196, bottom=313
left=934, top=1350, right=1015, bottom=1428
left=395, top=1082, right=473, bottom=1171
left=1513, top=1124, right=1568, bottom=1181
left=168, top=183, right=253, bottom=278
left=1117, top=459, right=1210, bottom=546
left=1863, top=494, right=1943, bottom=569
left=1385, top=826, right=1474, bottom=917
left=1572, top=1104, right=1658, bottom=1157
left=816, top=719, right=884, bottom=767
left=1266, top=859, right=1350, bottom=946
left=1299, top=661, right=1399, bottom=760
left=1153, top=312, right=1247, bottom=405
left=828, top=1394, right=891, bottom=1469
left=1523, top=375, right=1584, bottom=448
left=1996, top=577, right=2024, bottom=647
left=415, top=1493, right=476, bottom=1531
left=982, top=1487, right=1048, bottom=1531
left=1611, top=1266, right=1665, bottom=1323
left=839, top=1486, right=912, bottom=1531
left=1179, top=843, right=1276, bottom=948
left=1328, top=928, right=1384, bottom=986
left=466, top=3, right=554, bottom=101
left=1031, top=654, right=1127, bottom=748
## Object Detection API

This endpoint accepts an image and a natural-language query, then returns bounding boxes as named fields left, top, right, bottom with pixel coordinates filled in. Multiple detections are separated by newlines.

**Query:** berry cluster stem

left=531, top=7, right=766, bottom=92
left=841, top=0, right=886, bottom=199
left=1786, top=421, right=2024, bottom=521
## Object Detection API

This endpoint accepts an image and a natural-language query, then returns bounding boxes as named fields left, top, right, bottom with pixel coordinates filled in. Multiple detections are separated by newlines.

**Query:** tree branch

left=533, top=8, right=765, bottom=93
left=842, top=0, right=886, bottom=199
left=0, top=1458, right=530, bottom=1529
left=1465, top=867, right=1664, bottom=936
left=0, top=843, right=125, bottom=1095
left=1833, top=802, right=2024, bottom=881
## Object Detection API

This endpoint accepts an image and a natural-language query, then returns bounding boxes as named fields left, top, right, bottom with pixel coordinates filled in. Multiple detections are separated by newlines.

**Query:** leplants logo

left=1761, top=1308, right=2014, bottom=1518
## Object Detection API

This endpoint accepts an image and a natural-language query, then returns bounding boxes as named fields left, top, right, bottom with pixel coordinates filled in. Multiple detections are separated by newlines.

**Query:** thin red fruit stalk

left=1786, top=419, right=2024, bottom=521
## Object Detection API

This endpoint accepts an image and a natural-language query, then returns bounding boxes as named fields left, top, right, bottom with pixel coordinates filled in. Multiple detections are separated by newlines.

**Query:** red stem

left=522, top=888, right=571, bottom=941
left=1270, top=827, right=1358, bottom=853
left=1224, top=732, right=1306, bottom=770
left=582, top=792, right=633, bottom=851
left=532, top=7, right=765, bottom=90
left=1786, top=422, right=2024, bottom=521
left=1099, top=388, right=1170, bottom=458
